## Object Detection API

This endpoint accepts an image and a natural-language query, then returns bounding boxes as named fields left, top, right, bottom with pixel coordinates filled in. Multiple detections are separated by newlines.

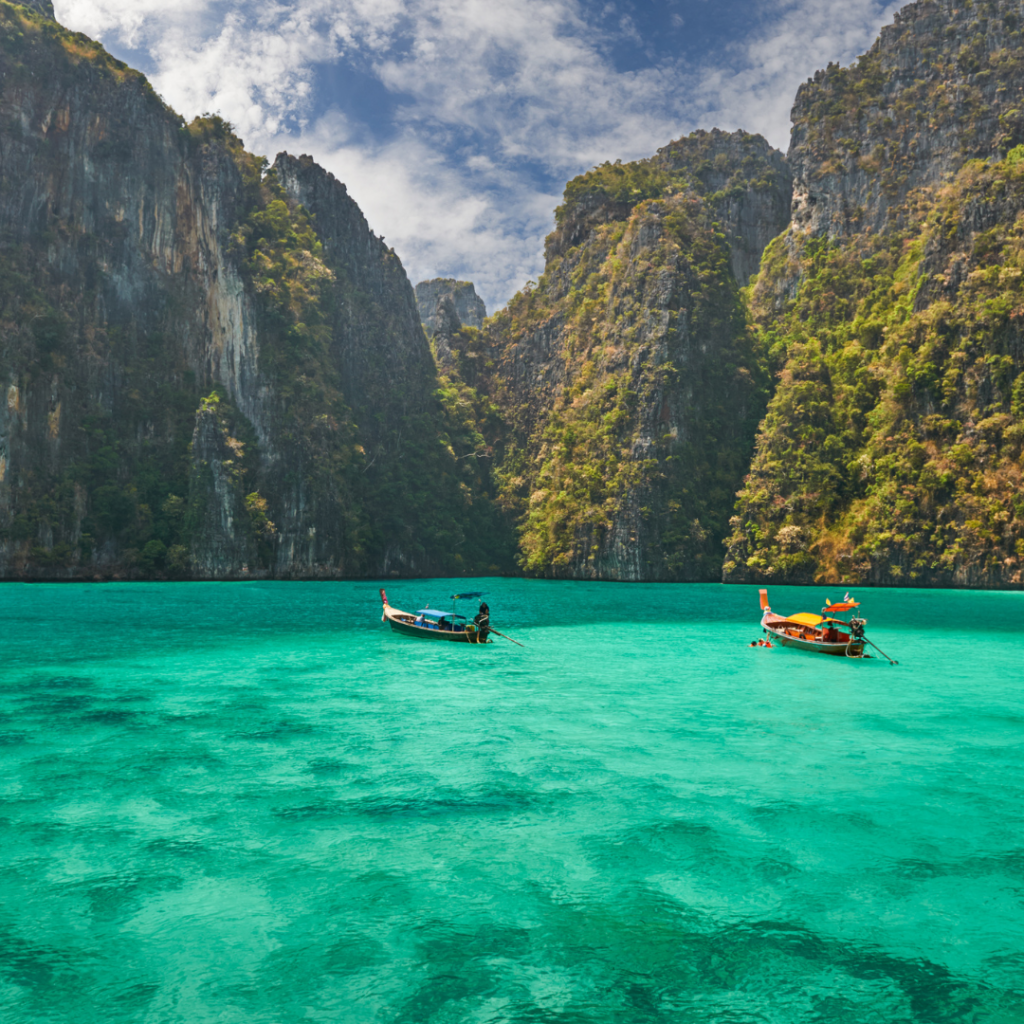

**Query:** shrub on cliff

left=726, top=152, right=1024, bottom=587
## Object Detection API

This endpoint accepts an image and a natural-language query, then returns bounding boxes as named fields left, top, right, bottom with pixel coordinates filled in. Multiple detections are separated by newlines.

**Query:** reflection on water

left=2, top=581, right=1023, bottom=1022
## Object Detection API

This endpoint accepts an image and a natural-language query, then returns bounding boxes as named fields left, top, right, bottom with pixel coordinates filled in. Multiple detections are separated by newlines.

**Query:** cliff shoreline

left=3, top=0, right=1024, bottom=589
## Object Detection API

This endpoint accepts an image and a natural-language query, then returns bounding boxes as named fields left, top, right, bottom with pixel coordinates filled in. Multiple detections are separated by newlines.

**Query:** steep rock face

left=727, top=0, right=1024, bottom=590
left=269, top=154, right=512, bottom=576
left=187, top=396, right=259, bottom=574
left=656, top=130, right=793, bottom=285
left=415, top=279, right=487, bottom=335
left=787, top=0, right=1024, bottom=241
left=423, top=296, right=466, bottom=372
left=477, top=130, right=788, bottom=580
left=273, top=153, right=437, bottom=448
left=0, top=7, right=259, bottom=578
left=0, top=4, right=512, bottom=579
left=545, top=130, right=792, bottom=287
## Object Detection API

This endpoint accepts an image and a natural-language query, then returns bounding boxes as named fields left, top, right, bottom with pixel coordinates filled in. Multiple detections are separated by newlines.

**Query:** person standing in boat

left=474, top=602, right=490, bottom=642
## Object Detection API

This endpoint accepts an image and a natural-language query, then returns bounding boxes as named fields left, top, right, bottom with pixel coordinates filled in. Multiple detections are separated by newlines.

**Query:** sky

left=52, top=0, right=904, bottom=311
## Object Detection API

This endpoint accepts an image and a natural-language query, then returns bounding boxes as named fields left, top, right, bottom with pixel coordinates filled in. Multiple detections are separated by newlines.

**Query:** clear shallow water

left=2, top=580, right=1023, bottom=1024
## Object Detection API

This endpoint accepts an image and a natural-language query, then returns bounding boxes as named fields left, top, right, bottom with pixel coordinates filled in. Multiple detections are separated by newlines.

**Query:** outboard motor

left=850, top=617, right=866, bottom=640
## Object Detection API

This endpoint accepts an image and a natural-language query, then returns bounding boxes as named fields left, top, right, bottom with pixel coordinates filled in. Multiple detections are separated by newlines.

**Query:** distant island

left=0, top=0, right=1021, bottom=588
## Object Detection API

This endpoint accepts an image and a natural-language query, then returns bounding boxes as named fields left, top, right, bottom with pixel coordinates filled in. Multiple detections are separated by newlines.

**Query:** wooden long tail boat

left=380, top=589, right=491, bottom=643
left=759, top=589, right=868, bottom=657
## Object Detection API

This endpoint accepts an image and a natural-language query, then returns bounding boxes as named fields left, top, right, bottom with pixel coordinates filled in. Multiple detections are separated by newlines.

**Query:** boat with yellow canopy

left=758, top=589, right=869, bottom=657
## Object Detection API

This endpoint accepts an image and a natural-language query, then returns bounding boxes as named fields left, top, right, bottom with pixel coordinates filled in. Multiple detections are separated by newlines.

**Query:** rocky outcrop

left=727, top=0, right=1024, bottom=590
left=8, top=0, right=1023, bottom=587
left=21, top=0, right=53, bottom=18
left=787, top=0, right=1024, bottom=241
left=543, top=130, right=791, bottom=288
left=187, top=398, right=259, bottom=575
left=656, top=129, right=793, bottom=285
left=0, top=3, right=511, bottom=579
left=477, top=130, right=782, bottom=580
left=0, top=5, right=259, bottom=579
left=415, top=279, right=487, bottom=335
left=274, top=153, right=437, bottom=430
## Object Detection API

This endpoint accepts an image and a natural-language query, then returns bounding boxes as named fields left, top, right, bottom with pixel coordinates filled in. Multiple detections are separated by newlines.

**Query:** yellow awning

left=784, top=612, right=823, bottom=626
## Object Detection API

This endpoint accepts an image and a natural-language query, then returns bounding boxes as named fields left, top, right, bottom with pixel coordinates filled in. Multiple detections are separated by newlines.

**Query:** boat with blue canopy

left=380, top=589, right=491, bottom=643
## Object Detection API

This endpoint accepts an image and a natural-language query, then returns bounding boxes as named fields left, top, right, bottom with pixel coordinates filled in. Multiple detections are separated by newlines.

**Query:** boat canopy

left=785, top=612, right=824, bottom=626
left=416, top=609, right=467, bottom=619
left=825, top=601, right=860, bottom=612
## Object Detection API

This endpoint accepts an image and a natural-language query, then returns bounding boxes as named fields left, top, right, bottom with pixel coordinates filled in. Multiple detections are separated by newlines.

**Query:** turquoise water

left=2, top=580, right=1023, bottom=1023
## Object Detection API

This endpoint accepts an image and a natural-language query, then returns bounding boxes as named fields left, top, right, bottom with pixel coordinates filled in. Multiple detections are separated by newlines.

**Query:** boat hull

left=765, top=626, right=865, bottom=657
left=388, top=617, right=481, bottom=642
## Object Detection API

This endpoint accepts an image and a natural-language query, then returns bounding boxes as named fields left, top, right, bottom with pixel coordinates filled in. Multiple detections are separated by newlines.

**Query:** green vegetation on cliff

left=726, top=152, right=1024, bottom=587
left=500, top=206, right=762, bottom=577
left=477, top=130, right=787, bottom=580
left=0, top=12, right=514, bottom=579
left=0, top=244, right=200, bottom=573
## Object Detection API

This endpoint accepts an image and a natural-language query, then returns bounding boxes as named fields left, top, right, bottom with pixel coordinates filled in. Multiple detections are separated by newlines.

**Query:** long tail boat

left=759, top=589, right=868, bottom=657
left=380, top=589, right=491, bottom=643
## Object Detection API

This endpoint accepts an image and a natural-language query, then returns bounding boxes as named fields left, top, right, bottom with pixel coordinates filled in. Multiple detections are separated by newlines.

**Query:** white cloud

left=262, top=112, right=561, bottom=311
left=52, top=0, right=905, bottom=309
left=692, top=0, right=905, bottom=148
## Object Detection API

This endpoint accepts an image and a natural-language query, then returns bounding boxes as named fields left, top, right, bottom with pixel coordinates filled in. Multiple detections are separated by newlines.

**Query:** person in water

left=474, top=602, right=490, bottom=642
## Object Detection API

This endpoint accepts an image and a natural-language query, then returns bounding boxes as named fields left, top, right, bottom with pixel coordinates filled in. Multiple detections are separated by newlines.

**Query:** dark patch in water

left=80, top=709, right=140, bottom=725
left=355, top=787, right=536, bottom=819
left=237, top=718, right=317, bottom=741
left=756, top=857, right=800, bottom=883
left=0, top=919, right=100, bottom=991
left=418, top=922, right=533, bottom=963
left=18, top=693, right=94, bottom=714
left=272, top=800, right=349, bottom=821
left=144, top=836, right=209, bottom=859
left=891, top=848, right=1024, bottom=883
left=16, top=676, right=95, bottom=692
left=272, top=786, right=536, bottom=822
left=306, top=758, right=352, bottom=776
left=892, top=857, right=945, bottom=880
left=259, top=932, right=387, bottom=989
left=55, top=872, right=185, bottom=919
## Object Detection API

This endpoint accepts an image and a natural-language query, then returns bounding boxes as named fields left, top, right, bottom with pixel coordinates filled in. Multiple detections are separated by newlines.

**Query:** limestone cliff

left=8, top=0, right=1024, bottom=587
left=0, top=3, right=512, bottom=579
left=727, top=0, right=1024, bottom=589
left=475, top=130, right=791, bottom=580
left=788, top=0, right=1024, bottom=242
left=415, top=279, right=487, bottom=336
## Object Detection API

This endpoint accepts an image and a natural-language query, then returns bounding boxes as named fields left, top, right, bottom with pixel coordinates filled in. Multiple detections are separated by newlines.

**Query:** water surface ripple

left=2, top=581, right=1022, bottom=1022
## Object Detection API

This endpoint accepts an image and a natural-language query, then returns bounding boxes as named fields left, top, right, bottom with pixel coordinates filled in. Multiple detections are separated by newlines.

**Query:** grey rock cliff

left=0, top=9, right=508, bottom=579
left=477, top=130, right=779, bottom=581
left=415, top=279, right=487, bottom=335
left=273, top=152, right=437, bottom=425
left=656, top=129, right=793, bottom=285
left=788, top=0, right=1024, bottom=241
left=0, top=12, right=264, bottom=578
